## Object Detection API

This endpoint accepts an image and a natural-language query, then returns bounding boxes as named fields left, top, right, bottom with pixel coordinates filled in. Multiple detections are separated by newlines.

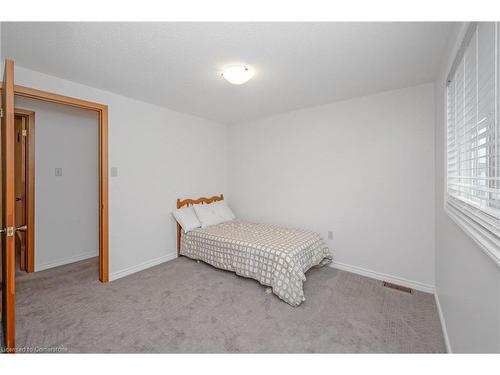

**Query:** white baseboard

left=109, top=252, right=177, bottom=281
left=36, top=251, right=98, bottom=272
left=329, top=261, right=435, bottom=294
left=434, top=291, right=452, bottom=353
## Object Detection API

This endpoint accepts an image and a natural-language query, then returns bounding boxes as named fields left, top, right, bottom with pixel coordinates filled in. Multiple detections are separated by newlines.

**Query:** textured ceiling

left=2, top=22, right=452, bottom=124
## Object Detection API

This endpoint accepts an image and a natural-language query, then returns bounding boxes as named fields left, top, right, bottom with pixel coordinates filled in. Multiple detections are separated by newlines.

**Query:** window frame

left=444, top=22, right=500, bottom=266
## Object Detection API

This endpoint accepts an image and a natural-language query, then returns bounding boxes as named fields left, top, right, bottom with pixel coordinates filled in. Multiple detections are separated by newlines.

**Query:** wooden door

left=14, top=115, right=27, bottom=271
left=1, top=59, right=16, bottom=352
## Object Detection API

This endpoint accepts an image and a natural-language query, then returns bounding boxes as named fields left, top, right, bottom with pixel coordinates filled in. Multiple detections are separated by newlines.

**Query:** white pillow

left=172, top=206, right=202, bottom=233
left=193, top=204, right=223, bottom=228
left=212, top=200, right=236, bottom=222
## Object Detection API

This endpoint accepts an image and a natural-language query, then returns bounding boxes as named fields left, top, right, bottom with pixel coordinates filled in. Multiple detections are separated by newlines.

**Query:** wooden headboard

left=176, top=194, right=224, bottom=257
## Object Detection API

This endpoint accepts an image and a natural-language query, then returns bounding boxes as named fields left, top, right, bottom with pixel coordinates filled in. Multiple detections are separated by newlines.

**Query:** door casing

left=0, top=68, right=109, bottom=283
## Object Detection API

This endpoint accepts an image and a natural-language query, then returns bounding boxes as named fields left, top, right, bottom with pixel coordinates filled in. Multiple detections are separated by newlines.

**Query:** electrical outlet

left=328, top=231, right=333, bottom=240
left=55, top=167, right=63, bottom=177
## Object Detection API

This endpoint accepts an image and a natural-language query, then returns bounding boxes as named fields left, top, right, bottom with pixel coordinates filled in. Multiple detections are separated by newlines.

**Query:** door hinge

left=0, top=107, right=3, bottom=118
left=22, top=129, right=27, bottom=137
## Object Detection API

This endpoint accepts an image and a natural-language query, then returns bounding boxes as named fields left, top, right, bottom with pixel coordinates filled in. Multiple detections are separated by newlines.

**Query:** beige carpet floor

left=13, top=256, right=446, bottom=353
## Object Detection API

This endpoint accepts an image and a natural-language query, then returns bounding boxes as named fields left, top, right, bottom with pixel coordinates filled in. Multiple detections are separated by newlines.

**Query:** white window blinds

left=446, top=23, right=500, bottom=261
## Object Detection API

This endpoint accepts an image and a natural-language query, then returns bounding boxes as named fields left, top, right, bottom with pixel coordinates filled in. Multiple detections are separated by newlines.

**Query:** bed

left=176, top=195, right=332, bottom=306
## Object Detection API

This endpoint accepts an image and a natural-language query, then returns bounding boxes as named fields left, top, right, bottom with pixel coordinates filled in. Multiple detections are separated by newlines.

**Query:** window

left=446, top=22, right=500, bottom=264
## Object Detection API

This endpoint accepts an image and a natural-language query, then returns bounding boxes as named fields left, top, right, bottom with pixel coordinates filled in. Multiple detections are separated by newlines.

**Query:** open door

left=1, top=59, right=16, bottom=352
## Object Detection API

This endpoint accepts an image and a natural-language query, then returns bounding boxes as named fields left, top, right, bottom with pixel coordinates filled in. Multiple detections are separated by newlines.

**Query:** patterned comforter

left=180, top=220, right=332, bottom=306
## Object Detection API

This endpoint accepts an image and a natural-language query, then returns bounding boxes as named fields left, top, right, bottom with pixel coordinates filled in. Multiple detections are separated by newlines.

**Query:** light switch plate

left=110, top=167, right=118, bottom=177
left=328, top=231, right=333, bottom=240
left=55, top=167, right=63, bottom=177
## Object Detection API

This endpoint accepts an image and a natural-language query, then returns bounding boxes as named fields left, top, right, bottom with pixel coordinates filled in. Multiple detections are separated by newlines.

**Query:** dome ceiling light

left=221, top=65, right=255, bottom=85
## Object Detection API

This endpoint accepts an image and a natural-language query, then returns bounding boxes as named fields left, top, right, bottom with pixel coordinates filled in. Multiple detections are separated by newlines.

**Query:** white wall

left=228, top=84, right=436, bottom=289
left=12, top=66, right=228, bottom=279
left=14, top=97, right=99, bottom=270
left=434, top=23, right=500, bottom=353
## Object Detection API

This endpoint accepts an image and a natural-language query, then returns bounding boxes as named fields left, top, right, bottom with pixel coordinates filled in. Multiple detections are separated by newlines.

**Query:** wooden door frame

left=14, top=109, right=35, bottom=273
left=1, top=82, right=109, bottom=282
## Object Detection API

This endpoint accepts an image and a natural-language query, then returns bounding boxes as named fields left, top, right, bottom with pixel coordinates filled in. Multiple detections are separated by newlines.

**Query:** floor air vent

left=383, top=281, right=413, bottom=294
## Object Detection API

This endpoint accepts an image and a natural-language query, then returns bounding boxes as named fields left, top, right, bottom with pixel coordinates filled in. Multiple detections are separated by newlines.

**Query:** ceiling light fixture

left=221, top=65, right=254, bottom=85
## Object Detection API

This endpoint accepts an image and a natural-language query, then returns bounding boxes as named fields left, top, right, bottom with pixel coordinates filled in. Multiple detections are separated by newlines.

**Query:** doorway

left=1, top=81, right=109, bottom=283
left=14, top=109, right=35, bottom=273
